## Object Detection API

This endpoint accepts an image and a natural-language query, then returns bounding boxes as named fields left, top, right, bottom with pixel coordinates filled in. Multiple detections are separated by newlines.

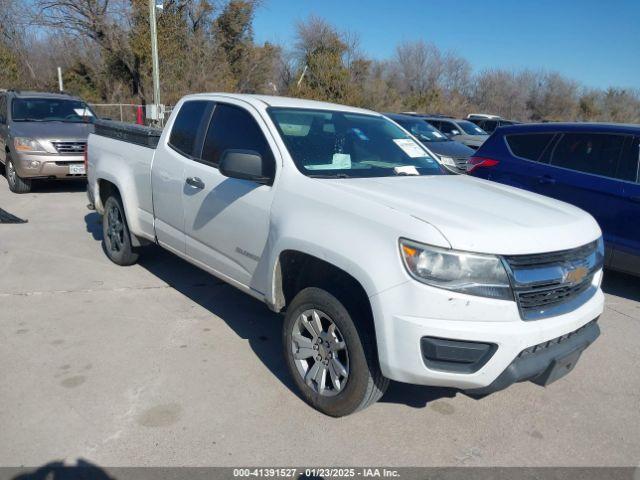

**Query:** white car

left=87, top=93, right=604, bottom=416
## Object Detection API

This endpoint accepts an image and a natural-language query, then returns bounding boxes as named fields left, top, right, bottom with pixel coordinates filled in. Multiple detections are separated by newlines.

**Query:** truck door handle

left=630, top=196, right=640, bottom=204
left=185, top=176, right=205, bottom=189
left=537, top=175, right=556, bottom=185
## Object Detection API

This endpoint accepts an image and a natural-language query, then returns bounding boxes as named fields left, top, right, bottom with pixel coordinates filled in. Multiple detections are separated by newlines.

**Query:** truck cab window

left=201, top=103, right=275, bottom=177
left=168, top=100, right=210, bottom=157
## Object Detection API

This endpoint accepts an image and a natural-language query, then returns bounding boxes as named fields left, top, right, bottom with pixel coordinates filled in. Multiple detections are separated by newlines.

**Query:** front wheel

left=102, top=194, right=139, bottom=266
left=6, top=157, right=32, bottom=193
left=283, top=287, right=388, bottom=417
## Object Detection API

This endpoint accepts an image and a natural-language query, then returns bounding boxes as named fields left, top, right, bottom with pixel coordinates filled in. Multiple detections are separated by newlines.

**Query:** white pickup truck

left=87, top=93, right=604, bottom=416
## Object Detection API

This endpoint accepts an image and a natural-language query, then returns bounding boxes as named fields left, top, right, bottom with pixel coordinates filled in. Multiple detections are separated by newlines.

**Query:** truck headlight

left=400, top=239, right=513, bottom=300
left=14, top=137, right=47, bottom=153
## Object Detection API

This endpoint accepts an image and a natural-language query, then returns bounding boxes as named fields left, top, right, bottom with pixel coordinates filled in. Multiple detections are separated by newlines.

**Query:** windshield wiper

left=308, top=173, right=351, bottom=179
left=13, top=118, right=47, bottom=122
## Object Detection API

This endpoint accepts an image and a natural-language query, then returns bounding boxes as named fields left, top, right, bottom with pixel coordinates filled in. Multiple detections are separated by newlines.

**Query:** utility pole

left=57, top=67, right=64, bottom=92
left=148, top=0, right=162, bottom=123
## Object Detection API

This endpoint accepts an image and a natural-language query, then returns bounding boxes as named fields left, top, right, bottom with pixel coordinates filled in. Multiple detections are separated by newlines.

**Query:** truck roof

left=183, top=93, right=379, bottom=116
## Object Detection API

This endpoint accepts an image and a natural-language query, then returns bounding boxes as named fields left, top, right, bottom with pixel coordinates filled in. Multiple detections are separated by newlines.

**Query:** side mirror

left=219, top=149, right=271, bottom=184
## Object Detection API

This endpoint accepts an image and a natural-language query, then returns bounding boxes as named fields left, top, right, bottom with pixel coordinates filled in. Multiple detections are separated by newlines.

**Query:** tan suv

left=0, top=90, right=94, bottom=193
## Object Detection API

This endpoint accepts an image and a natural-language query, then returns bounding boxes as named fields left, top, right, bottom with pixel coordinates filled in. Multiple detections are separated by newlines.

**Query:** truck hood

left=10, top=121, right=93, bottom=141
left=326, top=175, right=600, bottom=255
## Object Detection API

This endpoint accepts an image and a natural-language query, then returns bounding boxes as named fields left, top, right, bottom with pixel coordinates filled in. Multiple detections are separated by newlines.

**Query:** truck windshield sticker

left=393, top=138, right=428, bottom=158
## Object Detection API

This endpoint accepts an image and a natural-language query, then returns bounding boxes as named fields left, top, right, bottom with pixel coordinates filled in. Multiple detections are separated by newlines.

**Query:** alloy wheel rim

left=106, top=204, right=124, bottom=253
left=7, top=161, right=16, bottom=185
left=291, top=308, right=349, bottom=397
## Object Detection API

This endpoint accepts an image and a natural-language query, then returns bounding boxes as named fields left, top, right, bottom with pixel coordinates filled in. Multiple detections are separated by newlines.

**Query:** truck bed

left=88, top=120, right=160, bottom=242
left=93, top=119, right=162, bottom=149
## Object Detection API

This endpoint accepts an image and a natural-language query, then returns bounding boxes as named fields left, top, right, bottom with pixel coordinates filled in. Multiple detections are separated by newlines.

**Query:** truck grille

left=516, top=276, right=594, bottom=310
left=504, top=240, right=602, bottom=320
left=52, top=141, right=86, bottom=154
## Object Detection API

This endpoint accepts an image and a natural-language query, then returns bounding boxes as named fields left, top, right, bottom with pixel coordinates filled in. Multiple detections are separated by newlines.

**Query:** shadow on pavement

left=82, top=214, right=457, bottom=411
left=381, top=382, right=458, bottom=408
left=136, top=244, right=300, bottom=397
left=30, top=179, right=87, bottom=194
left=12, top=459, right=114, bottom=480
left=601, top=269, right=640, bottom=302
left=84, top=212, right=102, bottom=241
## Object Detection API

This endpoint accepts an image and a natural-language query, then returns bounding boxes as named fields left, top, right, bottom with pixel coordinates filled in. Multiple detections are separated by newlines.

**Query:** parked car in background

left=415, top=115, right=489, bottom=149
left=468, top=123, right=640, bottom=276
left=87, top=93, right=603, bottom=416
left=467, top=114, right=521, bottom=134
left=385, top=112, right=474, bottom=174
left=0, top=90, right=95, bottom=193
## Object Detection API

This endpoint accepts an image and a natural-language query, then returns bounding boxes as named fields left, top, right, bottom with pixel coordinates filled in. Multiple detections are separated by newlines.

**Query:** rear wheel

left=6, top=157, right=32, bottom=193
left=283, top=287, right=388, bottom=417
left=102, top=194, right=139, bottom=266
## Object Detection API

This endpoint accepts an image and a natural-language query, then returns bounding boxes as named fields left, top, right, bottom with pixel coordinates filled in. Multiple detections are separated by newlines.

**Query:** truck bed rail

left=93, top=119, right=162, bottom=149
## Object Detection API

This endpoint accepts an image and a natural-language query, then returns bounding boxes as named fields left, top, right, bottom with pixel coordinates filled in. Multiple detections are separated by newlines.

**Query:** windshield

left=458, top=120, right=487, bottom=136
left=11, top=98, right=95, bottom=123
left=268, top=108, right=444, bottom=178
left=395, top=118, right=448, bottom=143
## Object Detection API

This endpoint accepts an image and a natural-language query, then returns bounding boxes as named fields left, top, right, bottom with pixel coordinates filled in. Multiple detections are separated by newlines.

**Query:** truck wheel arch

left=272, top=250, right=378, bottom=346
left=96, top=178, right=146, bottom=248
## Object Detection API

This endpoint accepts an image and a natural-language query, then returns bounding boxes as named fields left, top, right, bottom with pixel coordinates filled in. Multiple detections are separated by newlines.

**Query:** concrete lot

left=0, top=178, right=639, bottom=468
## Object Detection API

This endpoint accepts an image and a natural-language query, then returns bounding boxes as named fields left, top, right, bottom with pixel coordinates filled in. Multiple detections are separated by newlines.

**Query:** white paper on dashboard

left=393, top=138, right=427, bottom=158
left=306, top=153, right=352, bottom=170
left=393, top=165, right=419, bottom=176
left=74, top=108, right=94, bottom=116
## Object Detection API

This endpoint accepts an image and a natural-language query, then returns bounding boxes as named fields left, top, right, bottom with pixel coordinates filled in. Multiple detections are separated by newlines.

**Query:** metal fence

left=89, top=104, right=144, bottom=123
left=89, top=103, right=174, bottom=125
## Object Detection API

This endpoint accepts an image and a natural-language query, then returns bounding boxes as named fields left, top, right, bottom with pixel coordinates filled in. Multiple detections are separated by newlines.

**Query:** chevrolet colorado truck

left=0, top=90, right=94, bottom=193
left=87, top=94, right=604, bottom=417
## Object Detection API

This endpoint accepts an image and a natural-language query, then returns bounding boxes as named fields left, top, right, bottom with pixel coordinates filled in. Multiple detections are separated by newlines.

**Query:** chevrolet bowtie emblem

left=564, top=265, right=588, bottom=284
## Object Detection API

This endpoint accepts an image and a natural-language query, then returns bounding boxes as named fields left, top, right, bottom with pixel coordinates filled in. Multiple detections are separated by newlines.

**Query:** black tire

left=6, top=156, right=32, bottom=193
left=102, top=194, right=139, bottom=266
left=283, top=287, right=389, bottom=417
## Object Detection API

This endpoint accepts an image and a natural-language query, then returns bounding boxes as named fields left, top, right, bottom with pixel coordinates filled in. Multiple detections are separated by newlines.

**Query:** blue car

left=468, top=123, right=640, bottom=276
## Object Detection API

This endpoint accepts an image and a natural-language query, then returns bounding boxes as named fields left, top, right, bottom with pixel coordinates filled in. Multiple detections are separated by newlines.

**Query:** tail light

left=467, top=156, right=499, bottom=174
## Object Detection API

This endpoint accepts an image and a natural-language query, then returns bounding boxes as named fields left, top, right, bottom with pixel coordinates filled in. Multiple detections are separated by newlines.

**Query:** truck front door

left=182, top=101, right=278, bottom=293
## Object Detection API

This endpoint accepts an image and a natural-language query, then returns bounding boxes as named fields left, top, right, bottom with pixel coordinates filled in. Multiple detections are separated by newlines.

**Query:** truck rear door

left=151, top=100, right=212, bottom=253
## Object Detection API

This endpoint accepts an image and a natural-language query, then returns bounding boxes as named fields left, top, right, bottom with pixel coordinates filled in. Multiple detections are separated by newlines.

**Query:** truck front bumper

left=13, top=152, right=86, bottom=179
left=370, top=270, right=604, bottom=392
